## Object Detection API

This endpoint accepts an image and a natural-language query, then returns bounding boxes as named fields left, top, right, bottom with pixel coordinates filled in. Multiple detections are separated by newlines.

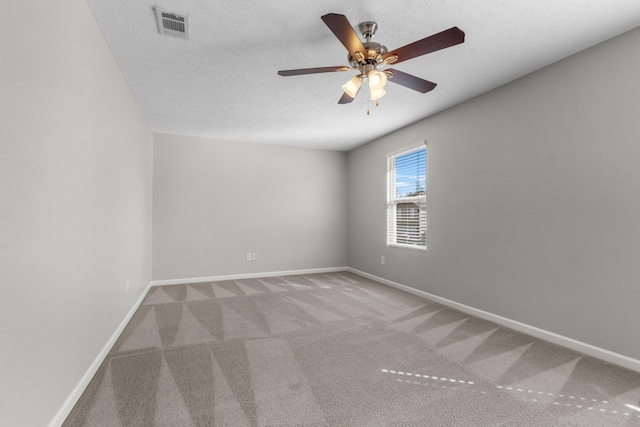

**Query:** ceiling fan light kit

left=277, top=13, right=465, bottom=108
left=368, top=69, right=387, bottom=91
left=342, top=76, right=362, bottom=98
left=370, top=88, right=386, bottom=101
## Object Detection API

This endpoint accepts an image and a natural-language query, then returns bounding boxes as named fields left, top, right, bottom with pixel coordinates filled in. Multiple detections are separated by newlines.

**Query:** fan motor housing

left=348, top=21, right=389, bottom=69
left=348, top=41, right=388, bottom=68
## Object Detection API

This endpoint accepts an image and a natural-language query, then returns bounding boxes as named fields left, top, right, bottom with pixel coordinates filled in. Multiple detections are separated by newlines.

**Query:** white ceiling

left=87, top=0, right=640, bottom=151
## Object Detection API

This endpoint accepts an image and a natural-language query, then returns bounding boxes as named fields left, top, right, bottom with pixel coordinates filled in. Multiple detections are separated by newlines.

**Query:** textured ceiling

left=87, top=0, right=640, bottom=151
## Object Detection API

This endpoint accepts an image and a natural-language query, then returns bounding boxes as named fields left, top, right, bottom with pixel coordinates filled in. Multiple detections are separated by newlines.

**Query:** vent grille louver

left=154, top=7, right=189, bottom=39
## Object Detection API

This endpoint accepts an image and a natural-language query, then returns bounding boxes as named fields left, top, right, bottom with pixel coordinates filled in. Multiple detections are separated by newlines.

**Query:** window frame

left=386, top=142, right=427, bottom=251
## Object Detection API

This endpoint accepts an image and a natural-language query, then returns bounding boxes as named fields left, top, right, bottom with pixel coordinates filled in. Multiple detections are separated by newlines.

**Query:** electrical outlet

left=381, top=256, right=385, bottom=265
left=252, top=253, right=257, bottom=261
left=246, top=252, right=252, bottom=261
left=126, top=278, right=130, bottom=293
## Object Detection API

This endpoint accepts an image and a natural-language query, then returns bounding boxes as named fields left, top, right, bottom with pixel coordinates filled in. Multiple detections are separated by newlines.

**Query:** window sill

left=387, top=243, right=427, bottom=252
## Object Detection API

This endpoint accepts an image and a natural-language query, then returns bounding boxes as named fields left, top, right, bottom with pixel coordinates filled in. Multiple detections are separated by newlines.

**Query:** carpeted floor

left=63, top=271, right=640, bottom=426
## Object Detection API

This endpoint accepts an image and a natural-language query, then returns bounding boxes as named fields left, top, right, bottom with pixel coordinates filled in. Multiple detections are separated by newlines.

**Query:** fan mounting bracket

left=358, top=21, right=378, bottom=40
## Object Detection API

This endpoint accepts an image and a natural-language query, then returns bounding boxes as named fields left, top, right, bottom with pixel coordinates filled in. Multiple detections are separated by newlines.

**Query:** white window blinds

left=387, top=144, right=427, bottom=250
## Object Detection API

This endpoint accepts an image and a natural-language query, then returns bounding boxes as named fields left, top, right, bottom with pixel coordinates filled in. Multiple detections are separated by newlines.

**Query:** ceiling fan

left=278, top=13, right=465, bottom=105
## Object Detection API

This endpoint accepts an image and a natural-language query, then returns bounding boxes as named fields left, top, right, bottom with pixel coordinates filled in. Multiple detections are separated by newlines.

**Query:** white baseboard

left=150, top=266, right=349, bottom=286
left=48, top=266, right=347, bottom=426
left=50, top=265, right=639, bottom=427
left=47, top=281, right=154, bottom=427
left=348, top=267, right=640, bottom=373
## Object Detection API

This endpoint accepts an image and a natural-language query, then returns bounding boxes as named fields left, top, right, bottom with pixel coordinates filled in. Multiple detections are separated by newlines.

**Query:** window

left=387, top=143, right=426, bottom=250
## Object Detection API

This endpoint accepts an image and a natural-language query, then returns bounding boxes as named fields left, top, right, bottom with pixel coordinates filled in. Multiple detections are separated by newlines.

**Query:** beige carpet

left=63, top=271, right=640, bottom=426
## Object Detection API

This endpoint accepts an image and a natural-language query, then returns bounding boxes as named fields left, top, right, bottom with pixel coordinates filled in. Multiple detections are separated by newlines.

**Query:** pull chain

left=366, top=95, right=380, bottom=115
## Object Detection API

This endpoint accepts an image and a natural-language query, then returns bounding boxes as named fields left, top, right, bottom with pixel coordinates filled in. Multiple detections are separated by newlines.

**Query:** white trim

left=386, top=140, right=426, bottom=157
left=48, top=266, right=347, bottom=426
left=47, top=281, right=154, bottom=427
left=347, top=267, right=640, bottom=373
left=387, top=242, right=427, bottom=252
left=387, top=144, right=427, bottom=251
left=150, top=266, right=349, bottom=286
left=50, top=264, right=640, bottom=427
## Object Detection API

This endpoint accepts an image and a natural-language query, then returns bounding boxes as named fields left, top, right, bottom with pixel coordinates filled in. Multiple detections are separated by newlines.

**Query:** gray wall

left=0, top=0, right=153, bottom=425
left=153, top=134, right=348, bottom=280
left=348, top=27, right=640, bottom=361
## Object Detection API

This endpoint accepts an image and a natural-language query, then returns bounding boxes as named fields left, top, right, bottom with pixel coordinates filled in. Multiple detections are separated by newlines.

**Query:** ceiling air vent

left=154, top=7, right=189, bottom=39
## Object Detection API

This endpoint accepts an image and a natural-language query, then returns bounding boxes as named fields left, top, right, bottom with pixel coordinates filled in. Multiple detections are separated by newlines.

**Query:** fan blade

left=386, top=69, right=437, bottom=93
left=338, top=92, right=355, bottom=104
left=278, top=66, right=351, bottom=76
left=321, top=13, right=367, bottom=62
left=384, top=27, right=465, bottom=64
